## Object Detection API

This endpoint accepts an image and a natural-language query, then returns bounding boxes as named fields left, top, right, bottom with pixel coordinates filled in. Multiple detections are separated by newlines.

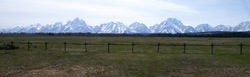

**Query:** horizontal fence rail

left=0, top=41, right=249, bottom=55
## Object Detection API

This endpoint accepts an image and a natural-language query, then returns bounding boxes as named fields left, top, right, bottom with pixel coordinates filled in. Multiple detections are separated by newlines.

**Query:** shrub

left=0, top=43, right=19, bottom=50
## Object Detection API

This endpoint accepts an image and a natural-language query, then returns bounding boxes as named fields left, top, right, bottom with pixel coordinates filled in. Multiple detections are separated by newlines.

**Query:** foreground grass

left=0, top=37, right=250, bottom=77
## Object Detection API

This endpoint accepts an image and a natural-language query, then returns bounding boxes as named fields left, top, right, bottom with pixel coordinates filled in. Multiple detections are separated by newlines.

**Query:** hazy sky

left=0, top=0, right=250, bottom=29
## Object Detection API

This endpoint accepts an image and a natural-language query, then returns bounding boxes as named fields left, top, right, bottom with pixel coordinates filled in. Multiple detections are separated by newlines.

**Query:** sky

left=0, top=0, right=250, bottom=29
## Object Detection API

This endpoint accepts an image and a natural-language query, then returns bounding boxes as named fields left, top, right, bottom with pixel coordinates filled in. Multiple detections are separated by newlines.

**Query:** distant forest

left=0, top=31, right=250, bottom=37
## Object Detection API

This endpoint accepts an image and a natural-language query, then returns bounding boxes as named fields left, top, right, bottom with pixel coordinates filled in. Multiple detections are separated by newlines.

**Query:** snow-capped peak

left=234, top=21, right=250, bottom=32
left=129, top=22, right=151, bottom=33
left=213, top=25, right=233, bottom=31
left=150, top=18, right=187, bottom=33
left=160, top=18, right=184, bottom=26
left=1, top=17, right=250, bottom=34
left=95, top=22, right=131, bottom=33
left=195, top=24, right=213, bottom=32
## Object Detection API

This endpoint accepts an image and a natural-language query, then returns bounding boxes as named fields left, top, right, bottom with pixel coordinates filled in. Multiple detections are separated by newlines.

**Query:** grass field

left=1, top=37, right=250, bottom=77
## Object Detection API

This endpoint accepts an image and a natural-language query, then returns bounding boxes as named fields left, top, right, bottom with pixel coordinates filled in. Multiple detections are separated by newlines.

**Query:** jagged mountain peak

left=54, top=22, right=63, bottom=25
left=68, top=17, right=86, bottom=25
left=167, top=18, right=181, bottom=22
left=72, top=17, right=85, bottom=23
left=195, top=24, right=213, bottom=32
left=1, top=17, right=250, bottom=33
left=197, top=24, right=211, bottom=26
left=234, top=21, right=250, bottom=31
left=237, top=21, right=250, bottom=27
left=215, top=25, right=232, bottom=29
left=214, top=25, right=233, bottom=31
left=150, top=18, right=186, bottom=33
left=130, top=22, right=146, bottom=26
left=95, top=21, right=130, bottom=33
left=73, top=17, right=80, bottom=21
left=160, top=18, right=183, bottom=26
left=129, top=22, right=150, bottom=33
left=100, top=22, right=126, bottom=27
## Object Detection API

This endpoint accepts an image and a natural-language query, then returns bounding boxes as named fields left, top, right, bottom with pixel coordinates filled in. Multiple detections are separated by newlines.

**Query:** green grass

left=0, top=37, right=250, bottom=77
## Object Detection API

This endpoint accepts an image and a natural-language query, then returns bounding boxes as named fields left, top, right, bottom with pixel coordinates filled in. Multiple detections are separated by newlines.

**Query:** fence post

left=28, top=41, right=30, bottom=50
left=240, top=43, right=243, bottom=55
left=132, top=42, right=135, bottom=53
left=64, top=42, right=67, bottom=52
left=157, top=43, right=160, bottom=53
left=85, top=43, right=87, bottom=52
left=183, top=43, right=186, bottom=54
left=45, top=41, right=48, bottom=51
left=211, top=43, right=214, bottom=55
left=108, top=43, right=110, bottom=53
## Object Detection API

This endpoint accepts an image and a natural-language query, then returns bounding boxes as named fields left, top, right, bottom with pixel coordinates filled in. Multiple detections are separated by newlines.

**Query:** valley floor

left=1, top=37, right=250, bottom=77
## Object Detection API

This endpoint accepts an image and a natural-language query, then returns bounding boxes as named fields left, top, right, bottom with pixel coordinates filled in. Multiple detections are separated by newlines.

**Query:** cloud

left=38, top=0, right=197, bottom=25
left=0, top=0, right=197, bottom=28
left=24, top=0, right=197, bottom=16
left=114, top=0, right=197, bottom=13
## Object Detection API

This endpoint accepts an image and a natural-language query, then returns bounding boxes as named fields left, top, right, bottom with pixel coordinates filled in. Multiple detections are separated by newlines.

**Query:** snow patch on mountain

left=1, top=17, right=250, bottom=34
left=234, top=21, right=250, bottom=32
left=95, top=22, right=131, bottom=33
left=195, top=24, right=213, bottom=32
left=213, top=25, right=233, bottom=31
left=129, top=22, right=151, bottom=33
left=150, top=18, right=193, bottom=33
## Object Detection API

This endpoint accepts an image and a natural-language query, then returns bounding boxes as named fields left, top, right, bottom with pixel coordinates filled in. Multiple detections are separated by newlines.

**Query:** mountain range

left=1, top=17, right=250, bottom=34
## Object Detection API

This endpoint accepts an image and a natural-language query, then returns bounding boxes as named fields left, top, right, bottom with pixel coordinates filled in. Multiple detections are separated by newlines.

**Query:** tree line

left=0, top=31, right=250, bottom=37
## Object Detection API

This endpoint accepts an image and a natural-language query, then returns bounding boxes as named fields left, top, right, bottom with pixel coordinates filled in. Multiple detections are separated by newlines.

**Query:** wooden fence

left=1, top=41, right=249, bottom=55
